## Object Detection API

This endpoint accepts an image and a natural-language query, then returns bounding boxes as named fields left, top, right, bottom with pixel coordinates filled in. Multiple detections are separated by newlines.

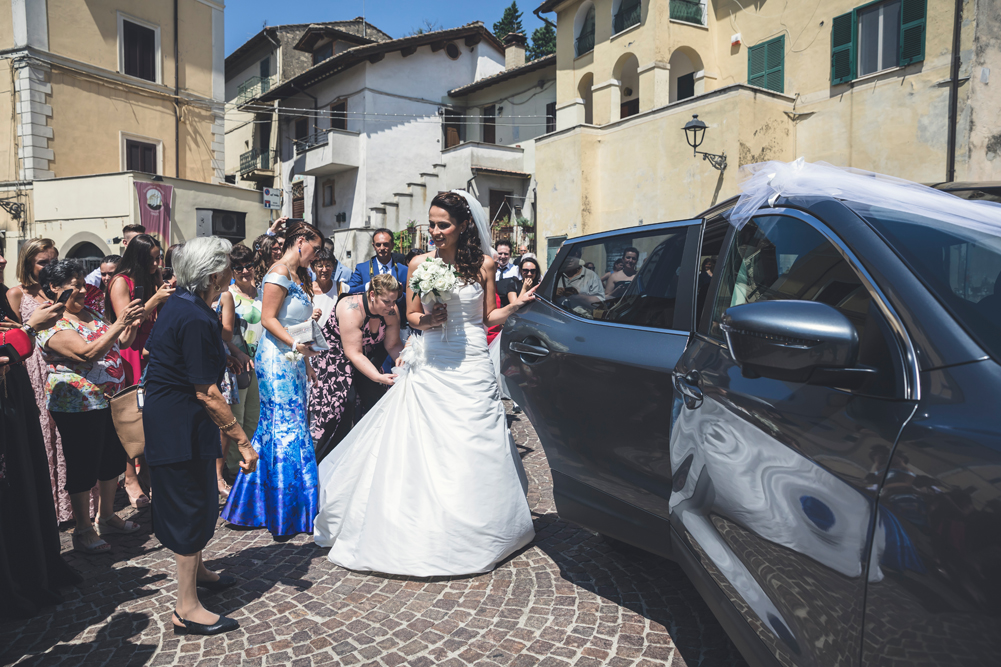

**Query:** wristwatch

left=21, top=324, right=38, bottom=338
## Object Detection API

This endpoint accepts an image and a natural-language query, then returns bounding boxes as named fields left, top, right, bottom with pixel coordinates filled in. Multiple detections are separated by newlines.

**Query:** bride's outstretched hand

left=515, top=283, right=539, bottom=308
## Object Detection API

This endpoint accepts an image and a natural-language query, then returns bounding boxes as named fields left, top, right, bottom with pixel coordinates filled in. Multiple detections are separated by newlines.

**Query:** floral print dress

left=309, top=293, right=387, bottom=455
left=221, top=272, right=319, bottom=537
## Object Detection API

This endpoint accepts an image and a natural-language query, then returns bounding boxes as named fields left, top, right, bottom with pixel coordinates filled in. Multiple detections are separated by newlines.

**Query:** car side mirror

left=721, top=300, right=877, bottom=388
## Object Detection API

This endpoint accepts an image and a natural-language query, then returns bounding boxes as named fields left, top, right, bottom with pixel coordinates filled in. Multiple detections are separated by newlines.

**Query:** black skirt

left=150, top=458, right=218, bottom=554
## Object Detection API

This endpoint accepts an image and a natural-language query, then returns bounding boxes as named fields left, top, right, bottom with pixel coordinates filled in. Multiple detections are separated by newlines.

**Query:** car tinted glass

left=711, top=215, right=902, bottom=397
left=856, top=204, right=1001, bottom=361
left=551, top=228, right=688, bottom=331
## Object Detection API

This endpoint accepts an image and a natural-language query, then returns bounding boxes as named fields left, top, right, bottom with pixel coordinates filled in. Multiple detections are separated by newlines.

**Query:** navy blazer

left=347, top=257, right=409, bottom=318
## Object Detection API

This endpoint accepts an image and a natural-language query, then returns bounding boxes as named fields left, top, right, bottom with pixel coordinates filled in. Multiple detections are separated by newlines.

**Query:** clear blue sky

left=225, top=0, right=547, bottom=56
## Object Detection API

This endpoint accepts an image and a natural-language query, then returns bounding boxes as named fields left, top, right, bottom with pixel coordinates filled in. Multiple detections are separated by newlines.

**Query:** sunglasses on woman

left=231, top=263, right=253, bottom=272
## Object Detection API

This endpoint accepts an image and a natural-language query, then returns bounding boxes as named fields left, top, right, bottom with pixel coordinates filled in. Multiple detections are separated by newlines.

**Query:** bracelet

left=21, top=324, right=37, bottom=338
left=219, top=418, right=238, bottom=431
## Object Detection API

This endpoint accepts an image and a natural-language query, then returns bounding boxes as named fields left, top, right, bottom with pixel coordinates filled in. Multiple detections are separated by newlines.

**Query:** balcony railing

left=670, top=0, right=706, bottom=26
left=237, top=75, right=275, bottom=105
left=239, top=148, right=271, bottom=174
left=613, top=0, right=642, bottom=34
left=293, top=131, right=329, bottom=155
left=575, top=30, right=595, bottom=57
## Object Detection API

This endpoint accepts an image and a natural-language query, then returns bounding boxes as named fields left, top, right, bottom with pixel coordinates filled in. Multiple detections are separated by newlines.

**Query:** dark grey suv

left=502, top=195, right=1001, bottom=666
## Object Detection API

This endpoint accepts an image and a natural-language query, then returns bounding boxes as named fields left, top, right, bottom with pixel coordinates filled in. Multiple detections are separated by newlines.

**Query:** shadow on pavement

left=533, top=516, right=750, bottom=667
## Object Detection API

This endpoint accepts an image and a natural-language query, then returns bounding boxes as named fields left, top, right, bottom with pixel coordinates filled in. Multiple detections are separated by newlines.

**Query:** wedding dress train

left=313, top=281, right=535, bottom=576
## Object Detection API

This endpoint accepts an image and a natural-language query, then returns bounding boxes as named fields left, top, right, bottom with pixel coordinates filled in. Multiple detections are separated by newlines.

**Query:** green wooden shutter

left=899, top=0, right=927, bottom=65
left=748, top=36, right=784, bottom=93
left=831, top=10, right=856, bottom=85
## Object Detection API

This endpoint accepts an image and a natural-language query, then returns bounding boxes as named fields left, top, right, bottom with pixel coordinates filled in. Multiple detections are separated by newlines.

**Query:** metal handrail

left=670, top=0, right=706, bottom=26
left=293, top=131, right=329, bottom=154
left=575, top=30, right=595, bottom=57
left=237, top=75, right=275, bottom=104
left=239, top=148, right=272, bottom=174
left=613, top=0, right=642, bottom=33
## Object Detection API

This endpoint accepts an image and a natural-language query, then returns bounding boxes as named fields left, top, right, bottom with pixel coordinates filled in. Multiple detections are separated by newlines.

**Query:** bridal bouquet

left=410, top=257, right=460, bottom=305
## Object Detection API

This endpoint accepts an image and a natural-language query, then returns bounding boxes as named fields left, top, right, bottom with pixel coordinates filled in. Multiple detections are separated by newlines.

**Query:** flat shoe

left=98, top=516, right=141, bottom=535
left=196, top=574, right=237, bottom=592
left=128, top=493, right=150, bottom=509
left=173, top=610, right=239, bottom=636
left=72, top=526, right=111, bottom=554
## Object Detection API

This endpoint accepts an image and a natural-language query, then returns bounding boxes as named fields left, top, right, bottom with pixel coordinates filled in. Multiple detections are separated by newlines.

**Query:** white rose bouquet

left=409, top=257, right=460, bottom=306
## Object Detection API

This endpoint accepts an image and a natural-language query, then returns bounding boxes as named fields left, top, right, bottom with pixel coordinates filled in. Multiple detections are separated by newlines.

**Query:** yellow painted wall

left=0, top=59, right=15, bottom=183
left=537, top=0, right=994, bottom=255
left=0, top=0, right=13, bottom=50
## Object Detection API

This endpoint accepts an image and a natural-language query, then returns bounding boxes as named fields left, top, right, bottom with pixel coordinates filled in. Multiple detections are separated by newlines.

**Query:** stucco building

left=0, top=0, right=268, bottom=284
left=534, top=0, right=1001, bottom=264
left=251, top=22, right=511, bottom=263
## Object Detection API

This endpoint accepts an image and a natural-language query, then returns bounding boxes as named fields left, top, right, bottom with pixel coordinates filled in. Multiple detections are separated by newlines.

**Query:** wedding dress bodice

left=424, top=281, right=486, bottom=345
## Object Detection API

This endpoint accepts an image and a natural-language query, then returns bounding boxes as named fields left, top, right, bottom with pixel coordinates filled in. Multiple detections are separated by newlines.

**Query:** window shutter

left=748, top=36, right=784, bottom=93
left=899, top=0, right=926, bottom=65
left=748, top=42, right=766, bottom=88
left=831, top=11, right=856, bottom=85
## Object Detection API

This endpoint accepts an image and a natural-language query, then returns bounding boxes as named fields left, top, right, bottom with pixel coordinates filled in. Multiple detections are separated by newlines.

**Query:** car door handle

left=509, top=341, right=550, bottom=358
left=674, top=371, right=703, bottom=409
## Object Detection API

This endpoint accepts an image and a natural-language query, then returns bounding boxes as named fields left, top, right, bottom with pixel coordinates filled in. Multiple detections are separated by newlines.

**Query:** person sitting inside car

left=555, top=246, right=604, bottom=312
left=604, top=247, right=640, bottom=298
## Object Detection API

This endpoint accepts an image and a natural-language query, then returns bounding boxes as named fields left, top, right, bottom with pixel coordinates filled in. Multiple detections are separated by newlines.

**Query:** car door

left=669, top=209, right=918, bottom=667
left=503, top=220, right=700, bottom=555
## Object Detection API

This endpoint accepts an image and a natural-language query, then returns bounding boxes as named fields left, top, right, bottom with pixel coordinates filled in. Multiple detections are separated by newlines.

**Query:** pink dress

left=20, top=295, right=99, bottom=523
left=109, top=275, right=156, bottom=386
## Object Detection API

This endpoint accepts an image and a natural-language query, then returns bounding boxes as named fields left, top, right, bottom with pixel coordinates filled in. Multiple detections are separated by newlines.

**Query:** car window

left=551, top=228, right=689, bottom=331
left=853, top=203, right=1001, bottom=362
left=710, top=215, right=903, bottom=397
left=696, top=217, right=730, bottom=333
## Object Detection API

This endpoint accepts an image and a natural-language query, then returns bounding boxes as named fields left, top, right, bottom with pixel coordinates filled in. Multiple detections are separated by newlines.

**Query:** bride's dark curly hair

left=429, top=191, right=484, bottom=283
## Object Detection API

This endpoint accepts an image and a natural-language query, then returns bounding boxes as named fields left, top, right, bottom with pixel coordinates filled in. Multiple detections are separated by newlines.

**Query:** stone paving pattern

left=0, top=407, right=747, bottom=667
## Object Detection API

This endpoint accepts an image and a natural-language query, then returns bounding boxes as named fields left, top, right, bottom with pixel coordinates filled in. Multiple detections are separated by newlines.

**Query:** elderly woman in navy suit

left=144, top=237, right=259, bottom=636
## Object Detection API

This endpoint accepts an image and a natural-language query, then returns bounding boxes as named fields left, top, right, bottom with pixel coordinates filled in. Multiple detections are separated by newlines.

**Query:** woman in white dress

left=313, top=191, right=538, bottom=577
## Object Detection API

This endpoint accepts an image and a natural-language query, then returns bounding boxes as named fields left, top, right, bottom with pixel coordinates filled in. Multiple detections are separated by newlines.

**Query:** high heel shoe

left=172, top=610, right=239, bottom=636
left=196, top=573, right=237, bottom=592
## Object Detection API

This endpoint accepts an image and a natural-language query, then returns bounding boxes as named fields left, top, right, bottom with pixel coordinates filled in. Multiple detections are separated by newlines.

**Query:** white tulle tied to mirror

left=449, top=189, right=495, bottom=257
left=729, top=158, right=1001, bottom=236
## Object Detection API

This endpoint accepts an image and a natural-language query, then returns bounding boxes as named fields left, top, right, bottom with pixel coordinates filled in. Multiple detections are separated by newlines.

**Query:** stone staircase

left=369, top=163, right=448, bottom=234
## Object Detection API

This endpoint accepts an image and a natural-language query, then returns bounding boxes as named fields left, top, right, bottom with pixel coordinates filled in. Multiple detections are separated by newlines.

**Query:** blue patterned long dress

left=221, top=271, right=319, bottom=536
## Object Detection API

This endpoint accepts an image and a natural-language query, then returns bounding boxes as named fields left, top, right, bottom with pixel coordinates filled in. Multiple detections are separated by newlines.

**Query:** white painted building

left=256, top=22, right=506, bottom=263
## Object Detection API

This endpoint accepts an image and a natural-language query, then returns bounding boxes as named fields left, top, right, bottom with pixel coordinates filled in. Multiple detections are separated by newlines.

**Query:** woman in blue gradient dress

left=222, top=222, right=323, bottom=538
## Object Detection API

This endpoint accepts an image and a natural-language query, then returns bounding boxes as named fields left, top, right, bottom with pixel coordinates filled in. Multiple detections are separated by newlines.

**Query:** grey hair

left=173, top=237, right=232, bottom=294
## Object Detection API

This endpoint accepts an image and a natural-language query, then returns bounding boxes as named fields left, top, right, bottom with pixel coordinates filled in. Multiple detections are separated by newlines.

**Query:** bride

left=313, top=191, right=538, bottom=576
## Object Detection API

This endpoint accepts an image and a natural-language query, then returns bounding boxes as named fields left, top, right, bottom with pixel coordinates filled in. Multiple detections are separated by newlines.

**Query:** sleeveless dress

left=20, top=296, right=98, bottom=523
left=108, top=275, right=156, bottom=386
left=313, top=281, right=535, bottom=576
left=308, top=293, right=387, bottom=455
left=221, top=271, right=319, bottom=537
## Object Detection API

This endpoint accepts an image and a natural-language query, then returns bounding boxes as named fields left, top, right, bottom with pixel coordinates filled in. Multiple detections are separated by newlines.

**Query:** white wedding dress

left=313, top=281, right=535, bottom=576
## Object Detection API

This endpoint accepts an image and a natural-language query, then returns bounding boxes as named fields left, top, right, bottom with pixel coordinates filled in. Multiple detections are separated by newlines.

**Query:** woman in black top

left=499, top=257, right=542, bottom=306
left=143, top=238, right=258, bottom=636
left=0, top=271, right=82, bottom=617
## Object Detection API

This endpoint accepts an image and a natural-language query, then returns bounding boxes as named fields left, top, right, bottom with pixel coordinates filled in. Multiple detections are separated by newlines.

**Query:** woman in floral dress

left=221, top=222, right=323, bottom=538
left=309, top=273, right=404, bottom=461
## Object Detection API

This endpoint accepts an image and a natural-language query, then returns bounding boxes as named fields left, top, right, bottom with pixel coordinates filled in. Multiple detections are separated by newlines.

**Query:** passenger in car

left=604, top=247, right=640, bottom=298
left=555, top=246, right=603, bottom=300
left=600, top=258, right=624, bottom=292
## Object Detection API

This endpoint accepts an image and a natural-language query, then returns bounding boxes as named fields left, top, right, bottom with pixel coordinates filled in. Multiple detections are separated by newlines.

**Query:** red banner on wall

left=134, top=182, right=173, bottom=246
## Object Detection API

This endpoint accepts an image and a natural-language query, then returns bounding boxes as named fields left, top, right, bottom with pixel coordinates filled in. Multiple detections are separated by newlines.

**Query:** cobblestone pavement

left=1, top=406, right=747, bottom=667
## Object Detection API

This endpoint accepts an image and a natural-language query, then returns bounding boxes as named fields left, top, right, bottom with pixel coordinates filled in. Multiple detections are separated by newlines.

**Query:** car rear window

left=855, top=204, right=1001, bottom=361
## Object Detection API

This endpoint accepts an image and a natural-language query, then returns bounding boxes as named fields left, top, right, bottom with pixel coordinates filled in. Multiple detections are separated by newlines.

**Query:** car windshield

left=853, top=203, right=1001, bottom=361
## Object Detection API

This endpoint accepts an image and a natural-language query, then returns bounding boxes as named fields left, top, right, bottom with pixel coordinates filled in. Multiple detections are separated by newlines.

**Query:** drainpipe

left=946, top=0, right=964, bottom=183
left=534, top=7, right=556, bottom=29
left=174, top=0, right=179, bottom=178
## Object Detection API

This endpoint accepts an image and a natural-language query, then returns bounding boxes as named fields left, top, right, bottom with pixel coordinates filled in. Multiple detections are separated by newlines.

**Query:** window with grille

left=747, top=36, right=784, bottom=94
left=330, top=101, right=347, bottom=131
left=122, top=19, right=157, bottom=82
left=546, top=102, right=557, bottom=133
left=831, top=0, right=925, bottom=85
left=614, top=0, right=642, bottom=34
left=576, top=6, right=596, bottom=56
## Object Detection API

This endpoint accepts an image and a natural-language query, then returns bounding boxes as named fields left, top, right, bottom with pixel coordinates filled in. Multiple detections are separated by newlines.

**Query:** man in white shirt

left=495, top=239, right=520, bottom=282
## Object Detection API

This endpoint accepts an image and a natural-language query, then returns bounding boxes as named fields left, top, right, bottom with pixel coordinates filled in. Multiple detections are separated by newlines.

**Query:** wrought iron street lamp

left=683, top=114, right=727, bottom=171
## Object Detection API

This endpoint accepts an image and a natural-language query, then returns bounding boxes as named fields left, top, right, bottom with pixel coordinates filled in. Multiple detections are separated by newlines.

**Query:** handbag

left=110, top=366, right=147, bottom=459
left=0, top=327, right=33, bottom=364
left=286, top=320, right=330, bottom=351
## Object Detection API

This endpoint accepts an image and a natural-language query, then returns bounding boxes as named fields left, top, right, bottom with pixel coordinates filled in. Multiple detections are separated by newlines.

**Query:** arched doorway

left=669, top=48, right=704, bottom=103
left=578, top=73, right=594, bottom=125
left=613, top=53, right=640, bottom=119
left=67, top=241, right=105, bottom=274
